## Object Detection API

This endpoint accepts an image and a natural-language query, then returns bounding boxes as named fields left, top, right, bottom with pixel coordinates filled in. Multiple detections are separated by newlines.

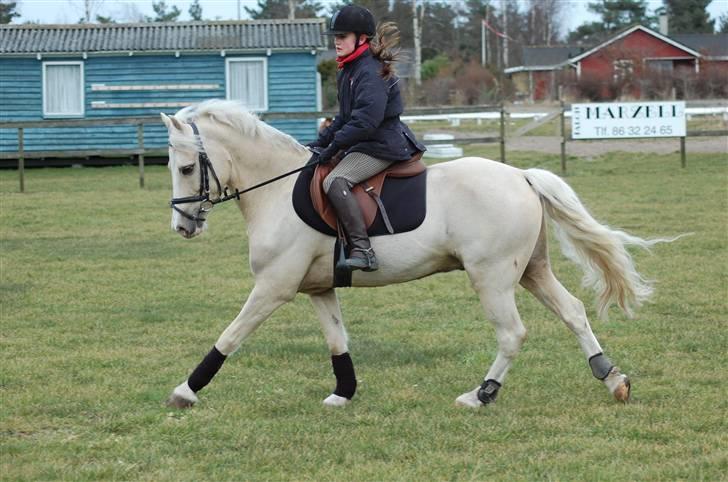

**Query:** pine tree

left=588, top=0, right=654, bottom=31
left=189, top=0, right=203, bottom=21
left=663, top=0, right=714, bottom=33
left=719, top=13, right=728, bottom=33
left=0, top=1, right=20, bottom=23
left=569, top=0, right=655, bottom=45
left=146, top=1, right=182, bottom=22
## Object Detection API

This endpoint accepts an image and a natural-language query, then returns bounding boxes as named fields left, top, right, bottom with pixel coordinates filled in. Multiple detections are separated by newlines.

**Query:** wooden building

left=506, top=25, right=728, bottom=102
left=0, top=19, right=326, bottom=154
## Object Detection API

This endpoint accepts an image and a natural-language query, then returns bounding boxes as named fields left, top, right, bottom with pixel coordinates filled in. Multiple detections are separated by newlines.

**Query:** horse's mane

left=173, top=99, right=307, bottom=154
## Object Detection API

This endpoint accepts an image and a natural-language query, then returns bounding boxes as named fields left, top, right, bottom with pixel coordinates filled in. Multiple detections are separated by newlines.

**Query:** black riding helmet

left=324, top=5, right=376, bottom=37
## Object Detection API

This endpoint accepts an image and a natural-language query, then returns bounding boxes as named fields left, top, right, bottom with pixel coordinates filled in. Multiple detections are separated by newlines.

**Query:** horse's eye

left=180, top=165, right=195, bottom=176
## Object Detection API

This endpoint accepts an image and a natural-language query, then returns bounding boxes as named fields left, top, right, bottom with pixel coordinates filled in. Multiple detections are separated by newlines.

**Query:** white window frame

left=42, top=61, right=85, bottom=117
left=613, top=59, right=634, bottom=82
left=225, top=57, right=268, bottom=112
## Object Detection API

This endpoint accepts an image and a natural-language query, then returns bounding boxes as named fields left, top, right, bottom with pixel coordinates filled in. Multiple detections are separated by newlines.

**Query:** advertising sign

left=571, top=101, right=686, bottom=139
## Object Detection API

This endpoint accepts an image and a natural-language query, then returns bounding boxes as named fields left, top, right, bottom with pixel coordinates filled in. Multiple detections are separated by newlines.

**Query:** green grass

left=1, top=151, right=726, bottom=480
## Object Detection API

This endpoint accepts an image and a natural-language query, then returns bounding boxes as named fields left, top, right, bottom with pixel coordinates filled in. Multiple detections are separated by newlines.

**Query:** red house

left=569, top=25, right=700, bottom=98
left=506, top=25, right=727, bottom=101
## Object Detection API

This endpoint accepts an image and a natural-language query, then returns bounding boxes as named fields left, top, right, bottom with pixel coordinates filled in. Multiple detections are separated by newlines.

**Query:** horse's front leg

left=309, top=289, right=356, bottom=407
left=167, top=283, right=294, bottom=408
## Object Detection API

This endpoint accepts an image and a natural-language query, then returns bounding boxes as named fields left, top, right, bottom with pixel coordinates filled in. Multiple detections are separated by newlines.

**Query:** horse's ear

left=160, top=113, right=184, bottom=132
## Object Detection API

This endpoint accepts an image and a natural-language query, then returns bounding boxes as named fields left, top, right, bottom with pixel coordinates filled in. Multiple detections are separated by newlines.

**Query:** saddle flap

left=310, top=152, right=426, bottom=232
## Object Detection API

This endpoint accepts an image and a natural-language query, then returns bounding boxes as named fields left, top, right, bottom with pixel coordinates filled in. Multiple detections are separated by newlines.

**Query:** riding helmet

left=324, top=5, right=376, bottom=37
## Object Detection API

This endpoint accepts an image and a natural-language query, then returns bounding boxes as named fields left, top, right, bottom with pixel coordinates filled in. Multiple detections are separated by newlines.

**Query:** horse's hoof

left=613, top=376, right=631, bottom=403
left=604, top=368, right=631, bottom=403
left=323, top=393, right=351, bottom=407
left=455, top=387, right=483, bottom=408
left=166, top=382, right=198, bottom=409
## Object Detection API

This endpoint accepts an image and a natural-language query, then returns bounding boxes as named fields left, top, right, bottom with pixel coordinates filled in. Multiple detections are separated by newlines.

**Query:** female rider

left=308, top=4, right=426, bottom=272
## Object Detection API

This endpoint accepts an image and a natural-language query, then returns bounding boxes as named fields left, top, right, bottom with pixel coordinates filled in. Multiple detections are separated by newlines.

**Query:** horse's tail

left=523, top=168, right=671, bottom=320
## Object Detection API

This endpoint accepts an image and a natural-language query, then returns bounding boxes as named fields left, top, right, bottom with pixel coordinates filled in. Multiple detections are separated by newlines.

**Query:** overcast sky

left=10, top=0, right=728, bottom=34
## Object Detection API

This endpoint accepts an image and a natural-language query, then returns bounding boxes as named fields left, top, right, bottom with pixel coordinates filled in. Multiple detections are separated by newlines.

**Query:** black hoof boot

left=477, top=379, right=501, bottom=404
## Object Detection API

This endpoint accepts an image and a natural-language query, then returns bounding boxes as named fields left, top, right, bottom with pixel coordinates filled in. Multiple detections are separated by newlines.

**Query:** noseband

left=169, top=122, right=241, bottom=224
left=169, top=121, right=317, bottom=224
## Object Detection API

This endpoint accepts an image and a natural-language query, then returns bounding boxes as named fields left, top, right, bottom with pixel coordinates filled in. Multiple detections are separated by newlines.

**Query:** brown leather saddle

left=310, top=152, right=426, bottom=233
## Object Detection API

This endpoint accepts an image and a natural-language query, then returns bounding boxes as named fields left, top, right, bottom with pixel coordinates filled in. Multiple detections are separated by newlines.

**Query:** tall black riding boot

left=326, top=177, right=378, bottom=272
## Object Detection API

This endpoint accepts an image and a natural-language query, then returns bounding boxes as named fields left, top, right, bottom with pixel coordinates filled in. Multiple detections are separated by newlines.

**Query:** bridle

left=169, top=121, right=316, bottom=223
left=169, top=122, right=240, bottom=224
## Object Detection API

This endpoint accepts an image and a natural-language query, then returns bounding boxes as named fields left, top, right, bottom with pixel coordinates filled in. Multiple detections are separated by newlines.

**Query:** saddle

left=311, top=152, right=426, bottom=233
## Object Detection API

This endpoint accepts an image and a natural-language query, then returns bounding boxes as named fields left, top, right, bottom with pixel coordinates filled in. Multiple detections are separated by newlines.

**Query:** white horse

left=162, top=100, right=660, bottom=409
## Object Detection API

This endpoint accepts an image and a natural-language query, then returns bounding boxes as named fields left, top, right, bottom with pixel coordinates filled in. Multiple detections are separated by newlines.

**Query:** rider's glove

left=306, top=151, right=321, bottom=166
left=318, top=142, right=339, bottom=165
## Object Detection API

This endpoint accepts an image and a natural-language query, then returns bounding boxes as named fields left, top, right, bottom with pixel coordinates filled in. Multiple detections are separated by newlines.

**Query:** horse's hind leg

left=520, top=257, right=631, bottom=402
left=310, top=289, right=356, bottom=407
left=456, top=262, right=527, bottom=408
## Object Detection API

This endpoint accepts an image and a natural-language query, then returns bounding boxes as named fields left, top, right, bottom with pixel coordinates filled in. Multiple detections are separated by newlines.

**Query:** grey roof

left=671, top=34, right=728, bottom=58
left=522, top=46, right=583, bottom=68
left=0, top=19, right=327, bottom=54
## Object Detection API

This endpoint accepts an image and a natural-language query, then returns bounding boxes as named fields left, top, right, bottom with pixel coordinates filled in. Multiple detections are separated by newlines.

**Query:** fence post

left=18, top=127, right=25, bottom=193
left=680, top=136, right=686, bottom=168
left=560, top=100, right=567, bottom=175
left=499, top=104, right=506, bottom=164
left=137, top=123, right=145, bottom=188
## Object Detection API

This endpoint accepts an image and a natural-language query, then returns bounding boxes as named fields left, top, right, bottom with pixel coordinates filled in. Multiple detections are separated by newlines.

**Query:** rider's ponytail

left=369, top=22, right=400, bottom=79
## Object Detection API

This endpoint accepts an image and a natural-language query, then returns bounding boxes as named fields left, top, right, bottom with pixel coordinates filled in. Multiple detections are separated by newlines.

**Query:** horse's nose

left=176, top=225, right=193, bottom=238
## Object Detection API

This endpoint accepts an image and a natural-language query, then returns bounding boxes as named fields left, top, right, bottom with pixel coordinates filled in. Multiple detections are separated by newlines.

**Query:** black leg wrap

left=188, top=346, right=227, bottom=393
left=331, top=352, right=357, bottom=399
left=589, top=353, right=614, bottom=380
left=477, top=379, right=501, bottom=405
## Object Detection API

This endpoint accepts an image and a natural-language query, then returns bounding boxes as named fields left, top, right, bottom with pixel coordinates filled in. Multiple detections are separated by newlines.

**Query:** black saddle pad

left=292, top=167, right=427, bottom=237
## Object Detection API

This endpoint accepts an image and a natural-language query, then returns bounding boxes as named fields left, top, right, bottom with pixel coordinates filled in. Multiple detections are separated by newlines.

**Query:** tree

left=457, top=0, right=493, bottom=63
left=189, top=0, right=203, bottom=21
left=524, top=0, right=563, bottom=46
left=569, top=0, right=655, bottom=45
left=567, top=22, right=606, bottom=46
left=663, top=0, right=714, bottom=33
left=589, top=0, right=653, bottom=31
left=719, top=13, right=728, bottom=33
left=245, top=0, right=322, bottom=20
left=146, top=1, right=181, bottom=22
left=420, top=1, right=458, bottom=60
left=0, top=1, right=20, bottom=23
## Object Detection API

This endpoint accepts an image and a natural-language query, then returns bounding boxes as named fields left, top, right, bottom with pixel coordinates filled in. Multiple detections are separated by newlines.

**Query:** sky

left=10, top=0, right=728, bottom=34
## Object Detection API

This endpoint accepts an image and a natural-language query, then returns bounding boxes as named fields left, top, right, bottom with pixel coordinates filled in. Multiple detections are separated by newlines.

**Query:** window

left=43, top=62, right=84, bottom=117
left=225, top=58, right=268, bottom=111
left=647, top=60, right=674, bottom=74
left=613, top=59, right=634, bottom=82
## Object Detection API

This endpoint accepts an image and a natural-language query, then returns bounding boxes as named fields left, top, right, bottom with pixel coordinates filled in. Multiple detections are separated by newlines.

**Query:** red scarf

left=336, top=43, right=369, bottom=69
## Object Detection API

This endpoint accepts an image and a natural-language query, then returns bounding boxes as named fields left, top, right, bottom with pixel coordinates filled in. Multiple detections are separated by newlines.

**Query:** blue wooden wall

left=0, top=52, right=319, bottom=153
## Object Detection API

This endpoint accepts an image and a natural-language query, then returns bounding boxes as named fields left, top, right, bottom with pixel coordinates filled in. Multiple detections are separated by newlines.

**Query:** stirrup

left=346, top=248, right=378, bottom=272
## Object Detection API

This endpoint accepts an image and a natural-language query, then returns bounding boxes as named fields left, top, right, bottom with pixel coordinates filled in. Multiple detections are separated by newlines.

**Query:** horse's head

left=161, top=112, right=234, bottom=239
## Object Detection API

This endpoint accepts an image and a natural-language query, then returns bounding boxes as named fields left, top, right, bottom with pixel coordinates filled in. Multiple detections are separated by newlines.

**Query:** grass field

left=1, top=149, right=726, bottom=480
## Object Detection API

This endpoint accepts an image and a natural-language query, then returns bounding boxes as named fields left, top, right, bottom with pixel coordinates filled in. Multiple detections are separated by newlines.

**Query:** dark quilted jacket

left=312, top=49, right=426, bottom=162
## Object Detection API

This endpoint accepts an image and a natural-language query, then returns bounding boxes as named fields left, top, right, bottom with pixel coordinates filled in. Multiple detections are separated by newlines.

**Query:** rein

left=169, top=121, right=315, bottom=223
